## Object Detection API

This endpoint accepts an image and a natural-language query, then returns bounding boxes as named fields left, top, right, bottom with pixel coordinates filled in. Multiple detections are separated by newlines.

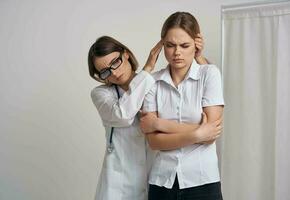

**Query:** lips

left=173, top=58, right=184, bottom=63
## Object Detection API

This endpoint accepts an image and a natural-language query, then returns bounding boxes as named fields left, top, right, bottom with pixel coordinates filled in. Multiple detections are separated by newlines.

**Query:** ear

left=123, top=50, right=130, bottom=60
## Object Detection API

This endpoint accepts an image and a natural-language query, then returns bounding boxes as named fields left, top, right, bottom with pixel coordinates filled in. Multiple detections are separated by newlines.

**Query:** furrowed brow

left=165, top=41, right=176, bottom=46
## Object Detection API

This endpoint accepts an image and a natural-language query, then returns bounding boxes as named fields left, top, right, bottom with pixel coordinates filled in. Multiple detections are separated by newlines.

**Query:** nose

left=174, top=47, right=181, bottom=56
left=111, top=69, right=119, bottom=77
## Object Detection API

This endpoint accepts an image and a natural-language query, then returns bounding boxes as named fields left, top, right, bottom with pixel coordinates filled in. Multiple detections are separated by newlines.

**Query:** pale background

left=0, top=0, right=280, bottom=200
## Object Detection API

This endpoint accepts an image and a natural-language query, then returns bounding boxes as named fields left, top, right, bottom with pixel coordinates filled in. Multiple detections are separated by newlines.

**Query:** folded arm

left=140, top=111, right=199, bottom=134
left=141, top=110, right=223, bottom=150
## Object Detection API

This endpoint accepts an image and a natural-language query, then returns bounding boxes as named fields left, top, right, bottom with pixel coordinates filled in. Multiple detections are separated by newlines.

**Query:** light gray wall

left=0, top=0, right=274, bottom=199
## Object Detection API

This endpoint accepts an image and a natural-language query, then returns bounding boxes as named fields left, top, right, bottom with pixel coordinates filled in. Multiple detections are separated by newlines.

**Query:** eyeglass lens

left=99, top=55, right=122, bottom=80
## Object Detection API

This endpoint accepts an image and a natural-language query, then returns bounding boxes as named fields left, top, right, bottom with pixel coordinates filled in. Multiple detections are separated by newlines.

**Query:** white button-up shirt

left=143, top=60, right=224, bottom=189
left=91, top=71, right=155, bottom=200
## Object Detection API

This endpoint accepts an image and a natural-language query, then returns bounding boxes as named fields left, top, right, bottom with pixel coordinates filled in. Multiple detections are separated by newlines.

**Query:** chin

left=117, top=77, right=130, bottom=85
left=170, top=63, right=187, bottom=69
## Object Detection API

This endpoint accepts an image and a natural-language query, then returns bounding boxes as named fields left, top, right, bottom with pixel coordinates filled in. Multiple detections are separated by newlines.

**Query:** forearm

left=154, top=118, right=200, bottom=133
left=146, top=131, right=200, bottom=151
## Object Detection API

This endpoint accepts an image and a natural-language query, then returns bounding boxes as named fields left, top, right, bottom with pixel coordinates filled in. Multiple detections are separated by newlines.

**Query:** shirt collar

left=184, top=59, right=201, bottom=81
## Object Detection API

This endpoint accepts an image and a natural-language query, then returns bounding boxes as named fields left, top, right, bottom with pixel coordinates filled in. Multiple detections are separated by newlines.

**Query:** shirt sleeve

left=202, top=65, right=225, bottom=107
left=142, top=82, right=158, bottom=112
left=91, top=70, right=155, bottom=127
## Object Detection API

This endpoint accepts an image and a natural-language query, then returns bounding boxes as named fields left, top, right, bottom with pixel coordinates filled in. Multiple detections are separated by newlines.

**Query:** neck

left=119, top=71, right=136, bottom=91
left=170, top=64, right=191, bottom=87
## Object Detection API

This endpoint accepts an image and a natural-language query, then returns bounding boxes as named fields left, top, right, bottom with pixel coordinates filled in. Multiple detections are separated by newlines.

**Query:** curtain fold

left=221, top=2, right=290, bottom=200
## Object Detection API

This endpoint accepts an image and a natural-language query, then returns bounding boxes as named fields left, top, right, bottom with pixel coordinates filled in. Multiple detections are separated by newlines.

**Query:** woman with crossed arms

left=141, top=12, right=224, bottom=200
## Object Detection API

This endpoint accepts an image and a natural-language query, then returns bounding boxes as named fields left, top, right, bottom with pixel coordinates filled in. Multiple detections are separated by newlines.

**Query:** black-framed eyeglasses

left=96, top=53, right=123, bottom=80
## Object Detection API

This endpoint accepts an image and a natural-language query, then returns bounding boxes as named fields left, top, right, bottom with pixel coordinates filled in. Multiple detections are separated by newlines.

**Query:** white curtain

left=221, top=2, right=290, bottom=200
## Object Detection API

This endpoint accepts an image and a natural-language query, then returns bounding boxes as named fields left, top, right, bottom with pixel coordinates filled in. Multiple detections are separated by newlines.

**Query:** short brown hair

left=88, top=36, right=138, bottom=83
left=161, top=12, right=200, bottom=40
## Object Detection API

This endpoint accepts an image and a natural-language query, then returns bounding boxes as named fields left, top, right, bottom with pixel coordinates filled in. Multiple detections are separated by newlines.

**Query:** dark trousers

left=148, top=176, right=223, bottom=200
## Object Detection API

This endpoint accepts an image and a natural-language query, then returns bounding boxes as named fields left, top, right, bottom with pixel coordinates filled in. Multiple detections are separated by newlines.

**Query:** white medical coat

left=91, top=71, right=155, bottom=200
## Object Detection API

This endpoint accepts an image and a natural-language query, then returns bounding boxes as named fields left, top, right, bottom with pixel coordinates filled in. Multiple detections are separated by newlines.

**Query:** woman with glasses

left=87, top=35, right=218, bottom=200
left=141, top=12, right=224, bottom=200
